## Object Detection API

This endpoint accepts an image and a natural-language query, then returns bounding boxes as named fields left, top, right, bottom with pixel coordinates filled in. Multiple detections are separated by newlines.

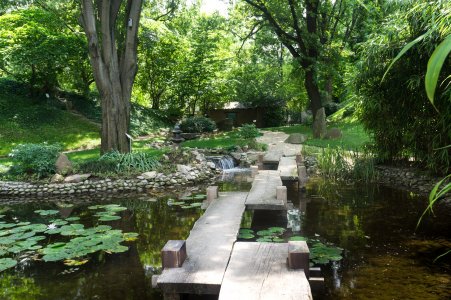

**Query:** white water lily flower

left=47, top=223, right=57, bottom=230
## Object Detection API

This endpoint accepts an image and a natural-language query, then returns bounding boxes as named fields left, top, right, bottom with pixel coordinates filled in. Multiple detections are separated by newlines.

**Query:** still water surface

left=0, top=173, right=449, bottom=300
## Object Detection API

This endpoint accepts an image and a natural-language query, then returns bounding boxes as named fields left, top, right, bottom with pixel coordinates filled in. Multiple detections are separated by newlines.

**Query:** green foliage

left=77, top=151, right=160, bottom=176
left=8, top=143, right=61, bottom=177
left=317, top=146, right=377, bottom=182
left=239, top=123, right=260, bottom=139
left=0, top=79, right=100, bottom=156
left=167, top=194, right=205, bottom=210
left=356, top=0, right=451, bottom=174
left=180, top=116, right=216, bottom=133
left=130, top=105, right=172, bottom=136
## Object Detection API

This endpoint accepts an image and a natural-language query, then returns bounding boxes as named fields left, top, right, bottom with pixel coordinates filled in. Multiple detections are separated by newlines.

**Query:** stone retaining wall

left=375, top=165, right=440, bottom=195
left=0, top=164, right=217, bottom=199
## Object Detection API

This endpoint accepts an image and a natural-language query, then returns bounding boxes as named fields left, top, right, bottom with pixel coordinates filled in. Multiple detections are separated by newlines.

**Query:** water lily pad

left=239, top=229, right=254, bottom=234
left=238, top=233, right=255, bottom=239
left=193, top=194, right=207, bottom=200
left=0, top=257, right=17, bottom=272
left=59, top=224, right=85, bottom=236
left=0, top=223, right=16, bottom=229
left=98, top=215, right=121, bottom=222
left=49, top=219, right=68, bottom=226
left=34, top=210, right=59, bottom=216
left=189, top=203, right=202, bottom=208
left=268, top=227, right=286, bottom=234
left=65, top=217, right=80, bottom=222
left=64, top=259, right=89, bottom=266
left=256, top=230, right=274, bottom=237
left=290, top=236, right=308, bottom=241
left=123, top=232, right=139, bottom=242
left=0, top=215, right=4, bottom=218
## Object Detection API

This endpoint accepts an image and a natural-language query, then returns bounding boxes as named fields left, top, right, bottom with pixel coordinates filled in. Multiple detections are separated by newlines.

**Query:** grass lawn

left=0, top=91, right=101, bottom=156
left=181, top=131, right=249, bottom=149
left=265, top=121, right=372, bottom=150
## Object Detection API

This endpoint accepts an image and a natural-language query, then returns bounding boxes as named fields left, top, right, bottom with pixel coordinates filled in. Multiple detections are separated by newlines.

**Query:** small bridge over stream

left=153, top=144, right=322, bottom=299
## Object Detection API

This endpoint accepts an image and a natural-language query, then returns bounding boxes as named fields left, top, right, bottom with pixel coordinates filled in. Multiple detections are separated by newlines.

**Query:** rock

left=230, top=152, right=242, bottom=161
left=50, top=174, right=65, bottom=183
left=325, top=127, right=342, bottom=139
left=206, top=161, right=216, bottom=169
left=177, top=164, right=192, bottom=174
left=300, top=111, right=312, bottom=124
left=285, top=133, right=308, bottom=144
left=142, top=171, right=157, bottom=180
left=64, top=174, right=91, bottom=183
left=312, top=108, right=327, bottom=138
left=55, top=153, right=73, bottom=175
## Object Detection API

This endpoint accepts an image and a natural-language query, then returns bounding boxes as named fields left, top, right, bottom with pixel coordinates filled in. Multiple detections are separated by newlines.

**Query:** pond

left=0, top=173, right=450, bottom=300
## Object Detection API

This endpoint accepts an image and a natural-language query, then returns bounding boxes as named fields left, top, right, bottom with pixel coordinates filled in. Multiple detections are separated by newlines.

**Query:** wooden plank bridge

left=153, top=150, right=321, bottom=299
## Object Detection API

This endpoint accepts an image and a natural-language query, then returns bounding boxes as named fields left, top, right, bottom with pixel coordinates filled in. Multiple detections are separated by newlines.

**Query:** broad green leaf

left=0, top=258, right=17, bottom=272
left=426, top=35, right=451, bottom=104
left=382, top=29, right=433, bottom=82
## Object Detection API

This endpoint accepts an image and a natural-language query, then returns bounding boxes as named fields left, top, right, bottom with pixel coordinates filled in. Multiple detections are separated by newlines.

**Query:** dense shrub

left=8, top=143, right=62, bottom=177
left=324, top=102, right=340, bottom=116
left=356, top=1, right=451, bottom=174
left=130, top=105, right=172, bottom=136
left=239, top=124, right=260, bottom=139
left=180, top=116, right=216, bottom=133
left=77, top=151, right=160, bottom=175
left=263, top=106, right=285, bottom=127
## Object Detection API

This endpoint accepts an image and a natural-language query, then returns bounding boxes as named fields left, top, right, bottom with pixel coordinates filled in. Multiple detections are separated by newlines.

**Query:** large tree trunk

left=81, top=0, right=143, bottom=154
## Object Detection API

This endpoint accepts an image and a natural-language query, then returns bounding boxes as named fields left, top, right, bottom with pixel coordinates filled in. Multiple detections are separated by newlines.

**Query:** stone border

left=0, top=164, right=218, bottom=199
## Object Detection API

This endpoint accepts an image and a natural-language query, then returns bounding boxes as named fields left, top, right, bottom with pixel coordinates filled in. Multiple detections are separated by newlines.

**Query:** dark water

left=0, top=192, right=204, bottom=300
left=293, top=179, right=451, bottom=300
left=0, top=174, right=450, bottom=300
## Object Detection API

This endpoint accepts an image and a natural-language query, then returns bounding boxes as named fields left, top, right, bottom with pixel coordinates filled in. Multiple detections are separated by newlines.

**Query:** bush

left=263, top=106, right=285, bottom=127
left=8, top=143, right=62, bottom=177
left=180, top=116, right=216, bottom=133
left=239, top=124, right=260, bottom=139
left=77, top=151, right=160, bottom=175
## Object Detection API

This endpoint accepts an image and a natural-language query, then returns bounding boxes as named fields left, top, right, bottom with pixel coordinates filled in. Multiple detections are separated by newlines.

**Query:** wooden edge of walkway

left=156, top=191, right=248, bottom=295
left=219, top=242, right=313, bottom=300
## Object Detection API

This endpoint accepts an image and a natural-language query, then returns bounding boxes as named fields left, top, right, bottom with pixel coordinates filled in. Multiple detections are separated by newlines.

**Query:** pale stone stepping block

left=245, top=170, right=285, bottom=210
left=263, top=149, right=284, bottom=164
left=157, top=192, right=248, bottom=295
left=278, top=156, right=298, bottom=181
left=219, top=242, right=312, bottom=300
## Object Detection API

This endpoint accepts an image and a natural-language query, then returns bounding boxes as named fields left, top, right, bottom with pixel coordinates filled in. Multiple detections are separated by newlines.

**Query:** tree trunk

left=304, top=68, right=322, bottom=120
left=81, top=0, right=143, bottom=154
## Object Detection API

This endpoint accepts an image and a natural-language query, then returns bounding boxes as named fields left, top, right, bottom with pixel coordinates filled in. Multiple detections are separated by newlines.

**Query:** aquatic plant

left=166, top=194, right=206, bottom=209
left=0, top=204, right=139, bottom=272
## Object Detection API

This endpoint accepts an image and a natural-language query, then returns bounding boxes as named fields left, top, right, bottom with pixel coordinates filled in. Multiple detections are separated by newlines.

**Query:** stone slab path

left=257, top=131, right=302, bottom=163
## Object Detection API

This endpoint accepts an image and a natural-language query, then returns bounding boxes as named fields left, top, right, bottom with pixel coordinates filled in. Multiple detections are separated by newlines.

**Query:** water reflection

left=0, top=195, right=204, bottom=300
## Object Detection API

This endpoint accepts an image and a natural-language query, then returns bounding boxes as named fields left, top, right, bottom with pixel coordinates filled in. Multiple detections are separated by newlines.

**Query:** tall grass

left=317, top=146, right=377, bottom=182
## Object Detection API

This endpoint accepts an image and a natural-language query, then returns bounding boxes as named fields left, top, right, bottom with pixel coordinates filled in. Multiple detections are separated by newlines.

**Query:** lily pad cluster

left=167, top=194, right=206, bottom=209
left=238, top=227, right=287, bottom=242
left=0, top=204, right=139, bottom=272
left=310, top=242, right=343, bottom=265
left=88, top=204, right=127, bottom=221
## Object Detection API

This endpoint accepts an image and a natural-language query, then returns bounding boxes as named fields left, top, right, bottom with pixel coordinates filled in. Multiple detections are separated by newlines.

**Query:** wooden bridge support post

left=161, top=240, right=187, bottom=269
left=296, top=153, right=304, bottom=165
left=276, top=186, right=287, bottom=206
left=250, top=165, right=259, bottom=177
left=257, top=154, right=264, bottom=170
left=298, top=166, right=308, bottom=189
left=206, top=186, right=219, bottom=203
left=288, top=241, right=310, bottom=278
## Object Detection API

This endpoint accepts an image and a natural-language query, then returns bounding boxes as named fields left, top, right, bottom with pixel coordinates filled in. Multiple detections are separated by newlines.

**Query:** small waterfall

left=207, top=155, right=236, bottom=170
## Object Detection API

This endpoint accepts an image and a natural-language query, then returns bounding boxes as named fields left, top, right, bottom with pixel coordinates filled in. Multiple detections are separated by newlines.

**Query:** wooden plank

left=219, top=242, right=312, bottom=300
left=161, top=240, right=187, bottom=268
left=278, top=156, right=299, bottom=181
left=157, top=192, right=248, bottom=295
left=245, top=170, right=286, bottom=210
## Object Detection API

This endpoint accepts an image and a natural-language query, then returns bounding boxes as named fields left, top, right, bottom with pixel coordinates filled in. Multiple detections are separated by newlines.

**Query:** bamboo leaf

left=425, top=35, right=451, bottom=104
left=382, top=29, right=433, bottom=83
